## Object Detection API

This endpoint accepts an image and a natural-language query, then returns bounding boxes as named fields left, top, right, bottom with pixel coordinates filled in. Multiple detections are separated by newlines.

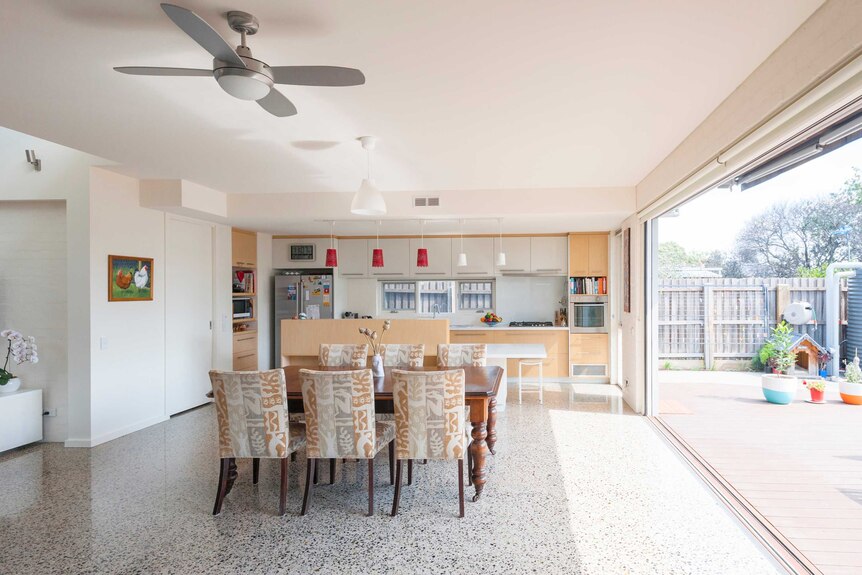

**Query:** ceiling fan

left=114, top=3, right=365, bottom=117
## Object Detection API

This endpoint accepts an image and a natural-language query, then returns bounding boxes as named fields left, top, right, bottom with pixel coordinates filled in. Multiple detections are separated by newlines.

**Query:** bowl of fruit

left=480, top=312, right=503, bottom=327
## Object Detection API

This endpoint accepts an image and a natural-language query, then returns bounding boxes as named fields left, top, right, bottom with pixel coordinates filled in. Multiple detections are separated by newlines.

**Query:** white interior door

left=166, top=217, right=214, bottom=416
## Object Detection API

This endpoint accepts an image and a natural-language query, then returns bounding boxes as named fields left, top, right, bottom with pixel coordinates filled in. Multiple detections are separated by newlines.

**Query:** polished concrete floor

left=0, top=383, right=783, bottom=574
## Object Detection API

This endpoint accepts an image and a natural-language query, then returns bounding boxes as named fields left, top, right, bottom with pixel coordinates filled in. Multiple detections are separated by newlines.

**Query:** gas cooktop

left=508, top=321, right=554, bottom=327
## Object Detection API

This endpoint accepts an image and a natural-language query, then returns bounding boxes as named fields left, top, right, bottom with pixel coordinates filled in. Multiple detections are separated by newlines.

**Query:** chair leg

left=467, top=446, right=473, bottom=487
left=458, top=459, right=465, bottom=518
left=301, top=458, right=315, bottom=516
left=291, top=452, right=297, bottom=462
left=388, top=442, right=395, bottom=485
left=330, top=458, right=336, bottom=485
left=391, top=460, right=403, bottom=516
left=313, top=458, right=319, bottom=485
left=212, top=457, right=231, bottom=516
left=252, top=458, right=260, bottom=485
left=279, top=457, right=289, bottom=516
left=367, top=459, right=375, bottom=517
left=407, top=459, right=413, bottom=486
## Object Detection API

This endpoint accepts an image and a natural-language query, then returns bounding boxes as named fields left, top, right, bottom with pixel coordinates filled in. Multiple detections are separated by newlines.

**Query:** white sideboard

left=0, top=389, right=42, bottom=452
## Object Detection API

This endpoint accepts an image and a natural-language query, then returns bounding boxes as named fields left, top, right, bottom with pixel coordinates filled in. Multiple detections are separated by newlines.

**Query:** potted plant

left=760, top=322, right=798, bottom=405
left=803, top=379, right=826, bottom=403
left=757, top=340, right=777, bottom=373
left=840, top=351, right=862, bottom=405
left=817, top=350, right=832, bottom=378
left=0, top=329, right=39, bottom=394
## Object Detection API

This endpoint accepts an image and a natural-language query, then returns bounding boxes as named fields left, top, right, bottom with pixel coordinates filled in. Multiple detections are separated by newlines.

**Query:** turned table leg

left=487, top=397, right=498, bottom=455
left=470, top=421, right=489, bottom=502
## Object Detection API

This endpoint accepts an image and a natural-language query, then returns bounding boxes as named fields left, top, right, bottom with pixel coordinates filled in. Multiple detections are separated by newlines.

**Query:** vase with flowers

left=359, top=320, right=391, bottom=378
left=0, top=329, right=39, bottom=393
left=803, top=379, right=826, bottom=403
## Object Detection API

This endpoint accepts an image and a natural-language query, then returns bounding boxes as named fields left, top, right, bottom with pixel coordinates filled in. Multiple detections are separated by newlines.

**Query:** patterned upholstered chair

left=209, top=369, right=306, bottom=516
left=318, top=343, right=369, bottom=368
left=436, top=343, right=487, bottom=367
left=299, top=368, right=396, bottom=516
left=390, top=369, right=470, bottom=517
left=379, top=343, right=425, bottom=368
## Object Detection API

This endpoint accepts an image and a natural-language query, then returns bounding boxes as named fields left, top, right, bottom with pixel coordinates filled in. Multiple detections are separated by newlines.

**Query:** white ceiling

left=0, top=0, right=824, bottom=203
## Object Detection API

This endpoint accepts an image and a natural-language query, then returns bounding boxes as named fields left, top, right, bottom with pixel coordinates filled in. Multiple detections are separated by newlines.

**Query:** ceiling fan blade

left=114, top=66, right=212, bottom=77
left=257, top=89, right=298, bottom=117
left=160, top=3, right=245, bottom=67
left=269, top=66, right=365, bottom=87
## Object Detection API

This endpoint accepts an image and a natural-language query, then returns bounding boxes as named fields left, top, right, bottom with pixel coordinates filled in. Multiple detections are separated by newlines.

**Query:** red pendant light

left=417, top=220, right=429, bottom=267
left=325, top=221, right=338, bottom=267
left=372, top=220, right=384, bottom=268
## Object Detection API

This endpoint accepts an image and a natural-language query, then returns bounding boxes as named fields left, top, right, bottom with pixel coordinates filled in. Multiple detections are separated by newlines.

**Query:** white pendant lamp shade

left=496, top=251, right=507, bottom=266
left=351, top=179, right=386, bottom=216
left=457, top=252, right=468, bottom=267
left=351, top=136, right=386, bottom=216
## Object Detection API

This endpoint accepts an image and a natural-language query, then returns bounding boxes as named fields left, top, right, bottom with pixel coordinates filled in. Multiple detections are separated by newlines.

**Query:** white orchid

left=1, top=329, right=39, bottom=385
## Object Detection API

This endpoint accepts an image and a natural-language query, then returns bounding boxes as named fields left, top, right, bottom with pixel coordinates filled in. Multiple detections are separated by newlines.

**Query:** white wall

left=87, top=168, right=167, bottom=445
left=0, top=201, right=67, bottom=441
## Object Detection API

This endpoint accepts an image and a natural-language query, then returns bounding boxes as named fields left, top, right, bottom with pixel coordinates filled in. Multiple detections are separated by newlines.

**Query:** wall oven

left=568, top=295, right=609, bottom=333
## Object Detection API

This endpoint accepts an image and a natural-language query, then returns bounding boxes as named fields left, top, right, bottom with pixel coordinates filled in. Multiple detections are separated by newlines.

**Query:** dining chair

left=390, top=369, right=470, bottom=517
left=299, top=368, right=396, bottom=516
left=209, top=369, right=306, bottom=516
left=436, top=343, right=487, bottom=367
left=318, top=343, right=369, bottom=368
left=379, top=343, right=425, bottom=368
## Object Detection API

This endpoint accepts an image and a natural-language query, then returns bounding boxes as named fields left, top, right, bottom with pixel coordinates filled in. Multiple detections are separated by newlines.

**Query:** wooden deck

left=658, top=371, right=862, bottom=575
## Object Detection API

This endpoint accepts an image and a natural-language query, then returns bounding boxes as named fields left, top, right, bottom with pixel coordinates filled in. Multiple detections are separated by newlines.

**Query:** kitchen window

left=381, top=282, right=417, bottom=311
left=458, top=281, right=494, bottom=310
left=418, top=280, right=454, bottom=314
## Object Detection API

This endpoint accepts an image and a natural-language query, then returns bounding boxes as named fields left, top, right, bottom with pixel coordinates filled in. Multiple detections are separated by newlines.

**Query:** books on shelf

left=232, top=270, right=255, bottom=294
left=569, top=276, right=607, bottom=295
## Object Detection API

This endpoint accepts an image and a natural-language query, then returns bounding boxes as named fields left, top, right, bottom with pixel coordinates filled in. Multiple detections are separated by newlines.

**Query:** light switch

left=99, top=337, right=109, bottom=350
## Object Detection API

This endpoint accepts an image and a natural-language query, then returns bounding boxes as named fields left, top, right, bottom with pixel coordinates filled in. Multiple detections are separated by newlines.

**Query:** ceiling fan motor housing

left=213, top=52, right=273, bottom=100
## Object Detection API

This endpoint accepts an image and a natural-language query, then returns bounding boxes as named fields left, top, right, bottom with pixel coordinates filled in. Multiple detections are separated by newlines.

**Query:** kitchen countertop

left=450, top=325, right=569, bottom=331
left=486, top=344, right=547, bottom=359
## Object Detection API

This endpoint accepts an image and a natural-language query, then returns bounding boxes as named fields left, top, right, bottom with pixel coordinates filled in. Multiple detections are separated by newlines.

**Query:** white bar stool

left=518, top=359, right=544, bottom=404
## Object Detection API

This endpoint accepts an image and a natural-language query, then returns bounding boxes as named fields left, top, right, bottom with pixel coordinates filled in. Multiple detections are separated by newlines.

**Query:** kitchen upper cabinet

left=568, top=233, right=608, bottom=276
left=232, top=229, right=257, bottom=268
left=530, top=237, right=567, bottom=274
left=337, top=239, right=368, bottom=278
left=410, top=237, right=452, bottom=277
left=493, top=236, right=530, bottom=273
left=368, top=239, right=410, bottom=277
left=451, top=237, right=494, bottom=277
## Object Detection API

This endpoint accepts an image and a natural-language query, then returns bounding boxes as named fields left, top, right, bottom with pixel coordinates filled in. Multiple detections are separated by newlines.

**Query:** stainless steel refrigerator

left=273, top=271, right=334, bottom=367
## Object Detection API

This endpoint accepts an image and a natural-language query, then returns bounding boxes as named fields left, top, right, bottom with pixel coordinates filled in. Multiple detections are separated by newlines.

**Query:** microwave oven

left=568, top=295, right=608, bottom=333
left=233, top=297, right=253, bottom=319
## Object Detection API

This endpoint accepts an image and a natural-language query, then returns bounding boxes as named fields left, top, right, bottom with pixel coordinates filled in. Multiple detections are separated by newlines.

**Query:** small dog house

left=788, top=333, right=827, bottom=375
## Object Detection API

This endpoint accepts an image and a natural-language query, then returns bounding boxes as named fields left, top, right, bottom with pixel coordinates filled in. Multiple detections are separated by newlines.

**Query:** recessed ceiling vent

left=414, top=196, right=440, bottom=207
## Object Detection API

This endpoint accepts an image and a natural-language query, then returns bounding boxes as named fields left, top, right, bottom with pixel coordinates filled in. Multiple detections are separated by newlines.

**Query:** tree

left=658, top=241, right=703, bottom=277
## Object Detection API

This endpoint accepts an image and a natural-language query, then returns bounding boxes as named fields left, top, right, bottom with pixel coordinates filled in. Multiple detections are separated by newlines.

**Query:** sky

left=658, top=137, right=862, bottom=253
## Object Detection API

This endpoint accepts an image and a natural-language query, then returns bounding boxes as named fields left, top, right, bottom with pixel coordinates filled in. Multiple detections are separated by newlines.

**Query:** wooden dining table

left=281, top=365, right=502, bottom=501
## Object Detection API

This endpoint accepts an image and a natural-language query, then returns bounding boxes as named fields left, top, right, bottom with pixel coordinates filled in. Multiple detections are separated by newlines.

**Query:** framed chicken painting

left=108, top=255, right=153, bottom=302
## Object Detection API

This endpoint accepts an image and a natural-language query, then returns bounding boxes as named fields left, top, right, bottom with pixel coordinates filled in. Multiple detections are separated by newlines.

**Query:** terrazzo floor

left=0, top=383, right=784, bottom=575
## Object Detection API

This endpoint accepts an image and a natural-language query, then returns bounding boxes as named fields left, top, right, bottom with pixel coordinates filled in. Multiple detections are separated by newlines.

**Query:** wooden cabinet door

left=568, top=234, right=589, bottom=276
left=411, top=237, right=452, bottom=277
left=588, top=234, right=609, bottom=276
left=452, top=237, right=494, bottom=277
left=232, top=229, right=257, bottom=268
left=449, top=330, right=494, bottom=344
left=569, top=334, right=609, bottom=365
left=494, top=236, right=531, bottom=273
left=530, top=237, right=567, bottom=274
left=338, top=239, right=368, bottom=278
left=368, top=239, right=410, bottom=278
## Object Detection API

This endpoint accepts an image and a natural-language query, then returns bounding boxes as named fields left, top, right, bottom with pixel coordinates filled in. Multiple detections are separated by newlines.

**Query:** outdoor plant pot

left=809, top=388, right=825, bottom=403
left=839, top=380, right=862, bottom=405
left=761, top=373, right=797, bottom=405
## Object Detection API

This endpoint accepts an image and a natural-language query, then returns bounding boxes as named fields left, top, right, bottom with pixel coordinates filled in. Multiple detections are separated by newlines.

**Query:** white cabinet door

left=451, top=237, right=493, bottom=277
left=410, top=237, right=452, bottom=277
left=368, top=238, right=410, bottom=277
left=494, top=236, right=530, bottom=273
left=530, top=237, right=568, bottom=274
left=338, top=239, right=368, bottom=278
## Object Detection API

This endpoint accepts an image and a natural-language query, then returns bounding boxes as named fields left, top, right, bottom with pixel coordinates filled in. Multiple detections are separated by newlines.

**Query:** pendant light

left=325, top=221, right=338, bottom=267
left=417, top=220, right=429, bottom=267
left=457, top=219, right=467, bottom=267
left=351, top=136, right=386, bottom=216
left=496, top=218, right=507, bottom=266
left=372, top=220, right=384, bottom=268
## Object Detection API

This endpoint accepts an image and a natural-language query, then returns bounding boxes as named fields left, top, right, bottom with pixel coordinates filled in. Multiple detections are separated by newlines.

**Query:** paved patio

left=658, top=370, right=862, bottom=575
